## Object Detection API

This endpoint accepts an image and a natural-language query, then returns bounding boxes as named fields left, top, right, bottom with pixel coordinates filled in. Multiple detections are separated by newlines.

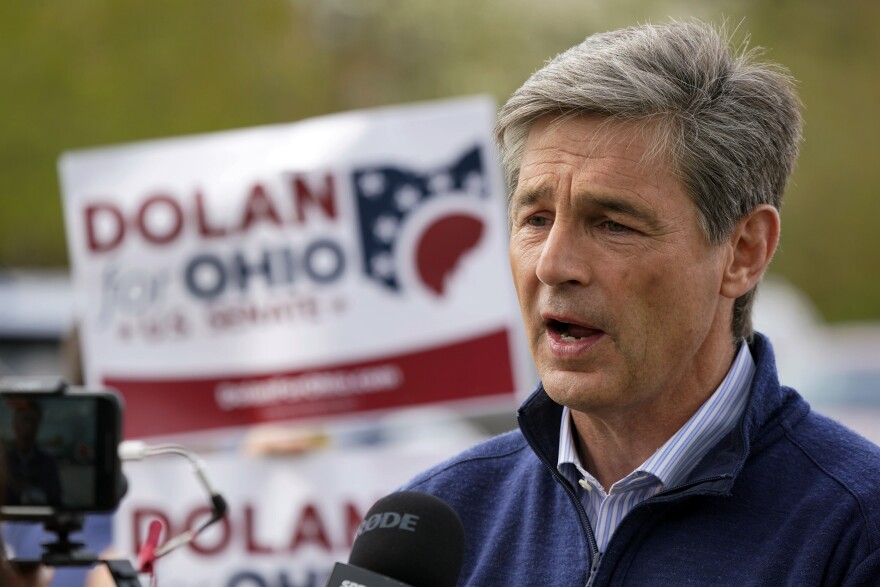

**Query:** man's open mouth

left=546, top=319, right=603, bottom=342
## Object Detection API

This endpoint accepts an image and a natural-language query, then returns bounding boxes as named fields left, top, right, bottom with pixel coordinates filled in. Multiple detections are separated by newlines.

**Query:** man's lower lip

left=545, top=330, right=604, bottom=356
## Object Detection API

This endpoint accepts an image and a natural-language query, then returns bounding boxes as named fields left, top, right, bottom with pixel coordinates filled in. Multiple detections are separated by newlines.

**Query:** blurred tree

left=0, top=0, right=877, bottom=321
left=744, top=0, right=880, bottom=322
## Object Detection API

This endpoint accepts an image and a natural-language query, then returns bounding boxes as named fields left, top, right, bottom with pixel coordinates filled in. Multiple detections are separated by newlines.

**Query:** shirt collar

left=557, top=341, right=755, bottom=490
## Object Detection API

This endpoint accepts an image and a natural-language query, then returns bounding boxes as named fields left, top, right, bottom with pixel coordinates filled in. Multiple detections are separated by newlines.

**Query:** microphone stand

left=6, top=439, right=227, bottom=585
left=10, top=513, right=142, bottom=586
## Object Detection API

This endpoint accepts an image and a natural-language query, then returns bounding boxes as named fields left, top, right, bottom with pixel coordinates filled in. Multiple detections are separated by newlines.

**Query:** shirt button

left=578, top=478, right=592, bottom=492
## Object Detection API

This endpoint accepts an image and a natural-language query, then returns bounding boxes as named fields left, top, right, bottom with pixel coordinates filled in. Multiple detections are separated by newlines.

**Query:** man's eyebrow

left=511, top=188, right=662, bottom=228
left=588, top=195, right=662, bottom=230
left=510, top=187, right=551, bottom=213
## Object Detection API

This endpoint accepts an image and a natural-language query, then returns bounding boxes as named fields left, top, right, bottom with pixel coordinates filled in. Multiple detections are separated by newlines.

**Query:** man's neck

left=569, top=341, right=738, bottom=491
left=570, top=409, right=682, bottom=490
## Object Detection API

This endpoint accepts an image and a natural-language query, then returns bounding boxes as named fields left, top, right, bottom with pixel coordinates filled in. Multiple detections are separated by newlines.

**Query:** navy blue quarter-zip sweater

left=403, top=334, right=880, bottom=586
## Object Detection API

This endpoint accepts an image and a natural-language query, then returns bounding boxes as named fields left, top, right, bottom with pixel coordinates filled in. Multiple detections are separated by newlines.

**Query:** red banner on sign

left=107, top=329, right=515, bottom=438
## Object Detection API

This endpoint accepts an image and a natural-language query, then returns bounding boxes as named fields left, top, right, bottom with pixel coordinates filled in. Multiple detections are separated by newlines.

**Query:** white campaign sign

left=115, top=439, right=479, bottom=587
left=59, top=97, right=529, bottom=438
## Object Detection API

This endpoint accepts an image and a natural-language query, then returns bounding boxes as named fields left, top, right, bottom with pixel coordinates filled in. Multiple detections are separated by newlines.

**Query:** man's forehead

left=521, top=114, right=674, bottom=174
left=519, top=116, right=678, bottom=189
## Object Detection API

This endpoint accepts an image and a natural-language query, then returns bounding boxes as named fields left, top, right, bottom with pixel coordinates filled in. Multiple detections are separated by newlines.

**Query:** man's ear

left=720, top=204, right=780, bottom=299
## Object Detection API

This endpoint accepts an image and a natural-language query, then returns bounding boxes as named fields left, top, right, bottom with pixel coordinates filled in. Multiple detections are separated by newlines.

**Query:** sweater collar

left=518, top=332, right=806, bottom=494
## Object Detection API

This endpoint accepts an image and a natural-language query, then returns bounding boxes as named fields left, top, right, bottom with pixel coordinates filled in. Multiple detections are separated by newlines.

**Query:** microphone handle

left=324, top=562, right=415, bottom=587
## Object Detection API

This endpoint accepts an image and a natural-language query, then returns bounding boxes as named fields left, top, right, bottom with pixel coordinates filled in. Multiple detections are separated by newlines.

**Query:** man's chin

left=540, top=370, right=616, bottom=410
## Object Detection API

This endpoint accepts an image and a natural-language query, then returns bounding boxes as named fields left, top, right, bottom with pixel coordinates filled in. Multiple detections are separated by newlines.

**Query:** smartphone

left=0, top=383, right=124, bottom=519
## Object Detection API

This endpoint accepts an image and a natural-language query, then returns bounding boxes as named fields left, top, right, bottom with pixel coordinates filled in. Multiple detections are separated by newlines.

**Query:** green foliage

left=744, top=0, right=880, bottom=321
left=1, top=0, right=878, bottom=321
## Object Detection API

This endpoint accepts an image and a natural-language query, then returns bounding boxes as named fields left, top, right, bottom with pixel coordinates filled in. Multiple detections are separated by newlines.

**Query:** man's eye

left=602, top=220, right=629, bottom=233
left=527, top=216, right=549, bottom=227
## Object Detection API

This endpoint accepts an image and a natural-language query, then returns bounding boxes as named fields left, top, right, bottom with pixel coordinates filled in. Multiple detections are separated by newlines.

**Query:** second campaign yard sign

left=59, top=97, right=527, bottom=438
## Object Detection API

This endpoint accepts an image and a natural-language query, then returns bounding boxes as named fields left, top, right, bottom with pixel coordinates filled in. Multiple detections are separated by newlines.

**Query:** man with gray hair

left=403, top=20, right=880, bottom=585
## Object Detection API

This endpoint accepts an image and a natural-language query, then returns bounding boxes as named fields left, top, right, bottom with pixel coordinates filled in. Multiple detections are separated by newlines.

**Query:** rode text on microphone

left=324, top=491, right=465, bottom=587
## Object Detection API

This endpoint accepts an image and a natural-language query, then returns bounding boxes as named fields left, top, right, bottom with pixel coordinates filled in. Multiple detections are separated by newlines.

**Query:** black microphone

left=324, top=491, right=465, bottom=587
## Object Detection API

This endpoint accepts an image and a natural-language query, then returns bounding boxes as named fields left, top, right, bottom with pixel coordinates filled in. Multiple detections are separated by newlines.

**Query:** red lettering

left=187, top=506, right=232, bottom=555
left=137, top=195, right=184, bottom=245
left=344, top=501, right=367, bottom=549
left=244, top=503, right=275, bottom=554
left=130, top=498, right=370, bottom=559
left=289, top=503, right=332, bottom=552
left=85, top=203, right=126, bottom=253
left=132, top=507, right=173, bottom=555
left=240, top=184, right=282, bottom=231
left=82, top=172, right=340, bottom=252
left=195, top=190, right=227, bottom=238
left=293, top=174, right=336, bottom=223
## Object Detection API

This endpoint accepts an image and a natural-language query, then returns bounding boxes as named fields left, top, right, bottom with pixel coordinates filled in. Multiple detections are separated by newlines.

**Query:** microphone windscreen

left=349, top=491, right=465, bottom=587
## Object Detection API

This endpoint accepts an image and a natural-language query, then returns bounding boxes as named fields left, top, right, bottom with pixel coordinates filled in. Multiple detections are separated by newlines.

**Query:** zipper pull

left=585, top=552, right=602, bottom=587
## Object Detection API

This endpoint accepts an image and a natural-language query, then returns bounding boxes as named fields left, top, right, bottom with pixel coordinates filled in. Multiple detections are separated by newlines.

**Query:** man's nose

left=535, top=222, right=591, bottom=287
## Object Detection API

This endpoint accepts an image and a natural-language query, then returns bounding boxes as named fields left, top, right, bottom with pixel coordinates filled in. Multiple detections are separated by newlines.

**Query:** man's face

left=509, top=115, right=733, bottom=418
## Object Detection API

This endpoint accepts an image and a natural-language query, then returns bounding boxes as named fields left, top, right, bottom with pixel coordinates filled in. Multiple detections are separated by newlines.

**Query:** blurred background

left=2, top=0, right=878, bottom=412
left=1, top=0, right=878, bottom=429
left=0, top=1, right=878, bottom=583
left=1, top=0, right=878, bottom=313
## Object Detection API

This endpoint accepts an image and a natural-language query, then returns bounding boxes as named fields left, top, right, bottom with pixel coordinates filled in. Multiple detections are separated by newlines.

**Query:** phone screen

left=0, top=393, right=121, bottom=513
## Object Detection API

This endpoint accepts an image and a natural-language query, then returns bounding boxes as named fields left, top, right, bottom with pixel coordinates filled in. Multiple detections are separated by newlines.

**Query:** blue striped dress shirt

left=557, top=342, right=756, bottom=553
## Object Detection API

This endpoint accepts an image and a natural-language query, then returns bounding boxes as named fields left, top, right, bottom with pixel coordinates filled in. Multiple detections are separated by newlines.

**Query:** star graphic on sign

left=463, top=171, right=485, bottom=197
left=371, top=253, right=395, bottom=279
left=394, top=184, right=421, bottom=211
left=352, top=145, right=487, bottom=294
left=359, top=172, right=386, bottom=198
left=374, top=215, right=400, bottom=243
left=428, top=172, right=453, bottom=193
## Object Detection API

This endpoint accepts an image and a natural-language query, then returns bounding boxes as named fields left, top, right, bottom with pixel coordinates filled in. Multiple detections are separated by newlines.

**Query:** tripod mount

left=9, top=513, right=141, bottom=587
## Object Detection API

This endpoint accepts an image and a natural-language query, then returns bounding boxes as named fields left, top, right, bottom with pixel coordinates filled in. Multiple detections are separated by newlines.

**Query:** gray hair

left=496, top=20, right=803, bottom=342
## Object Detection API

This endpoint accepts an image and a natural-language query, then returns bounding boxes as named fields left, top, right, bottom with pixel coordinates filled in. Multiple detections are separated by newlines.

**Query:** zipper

left=585, top=552, right=603, bottom=587
left=519, top=414, right=602, bottom=584
left=519, top=412, right=736, bottom=587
